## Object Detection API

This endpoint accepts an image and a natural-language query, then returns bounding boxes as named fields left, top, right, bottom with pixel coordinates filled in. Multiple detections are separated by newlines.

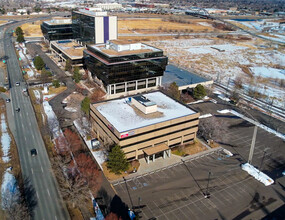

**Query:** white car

left=15, top=82, right=20, bottom=86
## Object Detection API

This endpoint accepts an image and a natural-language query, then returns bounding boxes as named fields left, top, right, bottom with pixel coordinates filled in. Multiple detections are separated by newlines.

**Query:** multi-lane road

left=2, top=20, right=70, bottom=219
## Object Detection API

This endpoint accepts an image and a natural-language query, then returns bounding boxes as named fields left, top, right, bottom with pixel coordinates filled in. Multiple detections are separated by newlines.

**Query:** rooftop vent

left=131, top=95, right=157, bottom=114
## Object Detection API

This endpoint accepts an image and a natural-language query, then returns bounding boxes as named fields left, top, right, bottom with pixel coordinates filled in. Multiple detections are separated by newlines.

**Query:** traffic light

left=3, top=60, right=5, bottom=63
left=19, top=58, right=21, bottom=61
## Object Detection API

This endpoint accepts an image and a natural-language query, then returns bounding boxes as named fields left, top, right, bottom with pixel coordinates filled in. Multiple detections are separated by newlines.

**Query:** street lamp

left=204, top=171, right=211, bottom=199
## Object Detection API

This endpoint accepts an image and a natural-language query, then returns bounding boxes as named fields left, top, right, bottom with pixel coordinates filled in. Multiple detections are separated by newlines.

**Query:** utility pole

left=248, top=125, right=258, bottom=164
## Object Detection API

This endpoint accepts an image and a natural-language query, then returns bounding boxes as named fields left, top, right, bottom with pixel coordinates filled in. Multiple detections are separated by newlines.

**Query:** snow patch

left=1, top=114, right=11, bottom=163
left=250, top=67, right=285, bottom=80
left=65, top=107, right=77, bottom=112
left=241, top=163, right=274, bottom=186
left=199, top=114, right=212, bottom=119
left=1, top=168, right=19, bottom=209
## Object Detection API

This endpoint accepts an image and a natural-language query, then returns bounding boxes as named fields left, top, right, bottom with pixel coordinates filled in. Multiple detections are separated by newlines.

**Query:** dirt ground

left=172, top=140, right=207, bottom=156
left=0, top=98, right=22, bottom=219
left=102, top=160, right=140, bottom=181
left=20, top=21, right=43, bottom=37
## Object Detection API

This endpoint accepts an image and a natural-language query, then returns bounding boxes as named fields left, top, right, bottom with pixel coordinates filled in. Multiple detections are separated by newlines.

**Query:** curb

left=111, top=146, right=223, bottom=185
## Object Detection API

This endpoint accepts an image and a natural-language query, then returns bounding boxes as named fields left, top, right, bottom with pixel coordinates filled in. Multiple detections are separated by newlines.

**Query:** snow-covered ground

left=150, top=37, right=285, bottom=108
left=241, top=163, right=274, bottom=186
left=43, top=98, right=61, bottom=138
left=1, top=167, right=19, bottom=209
left=73, top=118, right=107, bottom=170
left=250, top=67, right=285, bottom=80
left=65, top=107, right=77, bottom=112
left=1, top=114, right=11, bottom=163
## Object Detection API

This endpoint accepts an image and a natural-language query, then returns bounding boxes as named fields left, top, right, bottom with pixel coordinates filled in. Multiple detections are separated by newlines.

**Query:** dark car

left=16, top=108, right=20, bottom=112
left=30, top=149, right=37, bottom=156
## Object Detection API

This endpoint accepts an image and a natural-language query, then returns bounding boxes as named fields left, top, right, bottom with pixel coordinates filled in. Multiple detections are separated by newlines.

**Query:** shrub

left=107, top=145, right=129, bottom=174
left=193, top=84, right=206, bottom=100
left=81, top=97, right=90, bottom=116
left=52, top=80, right=60, bottom=88
left=33, top=56, right=45, bottom=70
left=0, top=87, right=7, bottom=92
left=16, top=34, right=25, bottom=43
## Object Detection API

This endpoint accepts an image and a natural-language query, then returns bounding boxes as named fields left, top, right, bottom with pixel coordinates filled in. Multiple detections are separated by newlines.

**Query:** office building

left=84, top=40, right=168, bottom=98
left=90, top=91, right=200, bottom=160
left=50, top=40, right=84, bottom=66
left=72, top=9, right=117, bottom=45
left=41, top=19, right=73, bottom=42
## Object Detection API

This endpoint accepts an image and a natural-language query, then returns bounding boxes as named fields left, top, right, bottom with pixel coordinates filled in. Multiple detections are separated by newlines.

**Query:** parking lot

left=114, top=101, right=285, bottom=220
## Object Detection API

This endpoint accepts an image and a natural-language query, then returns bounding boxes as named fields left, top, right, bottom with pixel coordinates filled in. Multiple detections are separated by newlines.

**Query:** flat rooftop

left=162, top=64, right=210, bottom=89
left=51, top=40, right=84, bottom=59
left=90, top=43, right=161, bottom=57
left=93, top=91, right=196, bottom=133
left=44, top=19, right=72, bottom=26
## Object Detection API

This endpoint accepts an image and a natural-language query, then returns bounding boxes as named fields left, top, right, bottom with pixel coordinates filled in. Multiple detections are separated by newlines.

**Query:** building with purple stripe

left=72, top=9, right=117, bottom=45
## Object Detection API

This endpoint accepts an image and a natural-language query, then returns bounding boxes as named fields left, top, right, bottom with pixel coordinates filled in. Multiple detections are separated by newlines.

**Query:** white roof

left=95, top=91, right=196, bottom=133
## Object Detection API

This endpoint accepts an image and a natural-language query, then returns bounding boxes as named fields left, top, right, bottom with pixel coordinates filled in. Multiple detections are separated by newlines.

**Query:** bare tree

left=198, top=116, right=228, bottom=143
left=2, top=190, right=30, bottom=220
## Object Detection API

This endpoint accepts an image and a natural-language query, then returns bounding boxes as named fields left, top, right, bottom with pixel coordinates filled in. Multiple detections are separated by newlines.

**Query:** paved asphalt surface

left=114, top=100, right=285, bottom=220
left=2, top=21, right=70, bottom=219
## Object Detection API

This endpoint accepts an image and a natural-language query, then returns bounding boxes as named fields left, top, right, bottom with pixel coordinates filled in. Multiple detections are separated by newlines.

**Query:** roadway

left=2, top=21, right=70, bottom=219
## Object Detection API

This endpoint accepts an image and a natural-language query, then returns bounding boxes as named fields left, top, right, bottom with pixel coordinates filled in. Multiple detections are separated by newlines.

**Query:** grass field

left=20, top=20, right=43, bottom=37
left=118, top=18, right=214, bottom=34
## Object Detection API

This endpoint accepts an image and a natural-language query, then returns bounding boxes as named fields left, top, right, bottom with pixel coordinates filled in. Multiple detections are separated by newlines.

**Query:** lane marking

left=47, top=189, right=51, bottom=197
left=31, top=168, right=34, bottom=174
left=41, top=166, right=44, bottom=173
left=36, top=191, right=39, bottom=199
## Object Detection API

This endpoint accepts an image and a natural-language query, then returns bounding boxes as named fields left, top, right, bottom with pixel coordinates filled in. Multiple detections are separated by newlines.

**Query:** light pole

left=204, top=171, right=211, bottom=199
left=248, top=125, right=258, bottom=164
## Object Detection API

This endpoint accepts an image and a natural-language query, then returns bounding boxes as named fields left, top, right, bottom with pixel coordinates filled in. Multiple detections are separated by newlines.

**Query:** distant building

left=72, top=9, right=117, bottom=45
left=41, top=19, right=73, bottom=42
left=83, top=40, right=168, bottom=98
left=50, top=40, right=84, bottom=66
left=90, top=91, right=200, bottom=160
left=94, top=3, right=123, bottom=10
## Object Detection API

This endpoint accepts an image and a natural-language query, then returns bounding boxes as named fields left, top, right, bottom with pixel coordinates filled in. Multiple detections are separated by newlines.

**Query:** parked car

left=5, top=98, right=11, bottom=103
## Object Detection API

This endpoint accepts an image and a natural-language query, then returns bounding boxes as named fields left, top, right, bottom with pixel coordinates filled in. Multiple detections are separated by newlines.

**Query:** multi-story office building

left=41, top=19, right=73, bottom=42
left=72, top=9, right=117, bottom=45
left=90, top=91, right=200, bottom=161
left=50, top=40, right=84, bottom=66
left=83, top=40, right=168, bottom=97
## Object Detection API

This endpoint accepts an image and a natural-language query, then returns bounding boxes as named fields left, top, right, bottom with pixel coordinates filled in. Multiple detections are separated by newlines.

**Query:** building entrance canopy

left=143, top=143, right=171, bottom=164
left=143, top=143, right=169, bottom=156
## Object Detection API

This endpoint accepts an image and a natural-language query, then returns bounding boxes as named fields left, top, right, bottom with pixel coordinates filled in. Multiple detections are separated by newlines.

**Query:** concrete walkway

left=111, top=146, right=223, bottom=184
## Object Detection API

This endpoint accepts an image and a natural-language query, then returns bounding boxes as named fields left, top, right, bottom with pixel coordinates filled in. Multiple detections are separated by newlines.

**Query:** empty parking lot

left=114, top=102, right=285, bottom=220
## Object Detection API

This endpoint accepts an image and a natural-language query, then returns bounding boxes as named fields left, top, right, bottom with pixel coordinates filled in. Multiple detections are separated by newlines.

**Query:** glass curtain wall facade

left=72, top=11, right=95, bottom=45
left=41, top=23, right=73, bottom=41
left=83, top=46, right=168, bottom=87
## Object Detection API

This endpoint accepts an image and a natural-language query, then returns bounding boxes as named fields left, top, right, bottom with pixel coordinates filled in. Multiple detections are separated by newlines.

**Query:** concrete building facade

left=90, top=91, right=200, bottom=160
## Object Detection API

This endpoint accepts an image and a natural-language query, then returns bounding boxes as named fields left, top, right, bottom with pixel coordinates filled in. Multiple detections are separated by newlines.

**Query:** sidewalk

left=111, top=146, right=223, bottom=184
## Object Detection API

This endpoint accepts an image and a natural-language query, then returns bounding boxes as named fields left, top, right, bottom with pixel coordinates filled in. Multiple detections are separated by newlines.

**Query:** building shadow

left=110, top=195, right=131, bottom=220
left=96, top=187, right=113, bottom=216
